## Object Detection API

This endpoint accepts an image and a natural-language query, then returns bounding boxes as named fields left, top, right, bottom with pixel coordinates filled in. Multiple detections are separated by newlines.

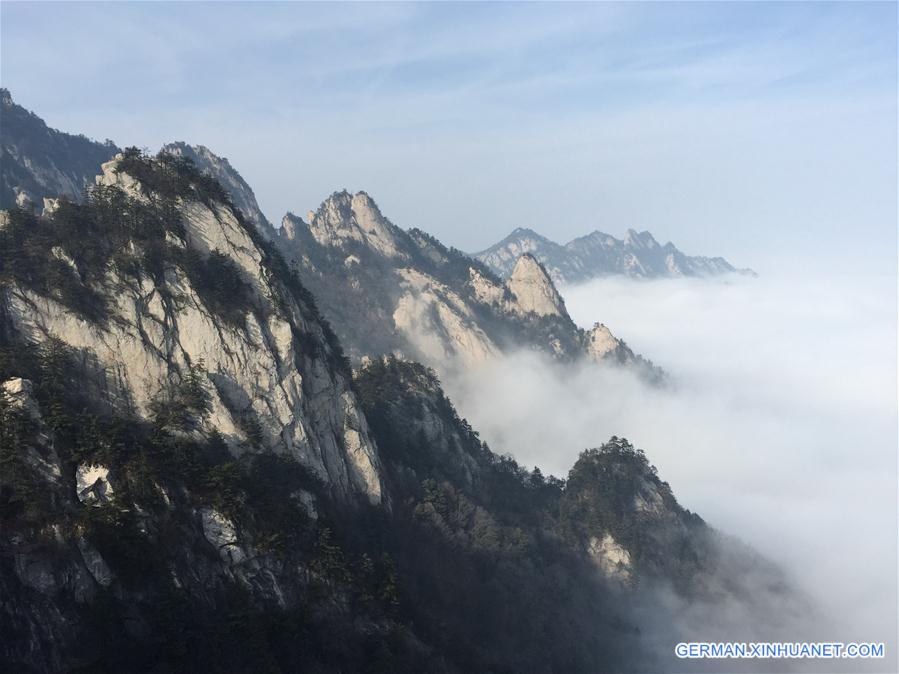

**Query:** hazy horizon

left=2, top=2, right=896, bottom=276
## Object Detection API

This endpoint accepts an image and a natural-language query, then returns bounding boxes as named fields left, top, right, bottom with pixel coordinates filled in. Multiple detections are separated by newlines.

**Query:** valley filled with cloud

left=444, top=272, right=897, bottom=669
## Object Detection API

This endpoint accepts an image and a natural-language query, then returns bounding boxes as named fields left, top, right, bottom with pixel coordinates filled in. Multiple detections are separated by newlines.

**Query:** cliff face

left=1, top=150, right=383, bottom=506
left=506, top=253, right=568, bottom=317
left=162, top=142, right=275, bottom=239
left=0, top=89, right=119, bottom=211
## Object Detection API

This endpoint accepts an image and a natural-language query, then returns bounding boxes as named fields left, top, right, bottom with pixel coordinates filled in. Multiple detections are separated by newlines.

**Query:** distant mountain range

left=475, top=226, right=755, bottom=284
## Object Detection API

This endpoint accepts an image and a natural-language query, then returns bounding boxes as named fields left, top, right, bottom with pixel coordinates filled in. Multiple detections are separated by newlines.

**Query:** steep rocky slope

left=0, top=89, right=119, bottom=211
left=162, top=142, right=275, bottom=238
left=279, top=194, right=663, bottom=380
left=476, top=226, right=755, bottom=284
left=1, top=149, right=383, bottom=505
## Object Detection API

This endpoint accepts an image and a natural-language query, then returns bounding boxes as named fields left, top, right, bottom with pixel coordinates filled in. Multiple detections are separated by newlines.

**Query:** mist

left=441, top=272, right=897, bottom=671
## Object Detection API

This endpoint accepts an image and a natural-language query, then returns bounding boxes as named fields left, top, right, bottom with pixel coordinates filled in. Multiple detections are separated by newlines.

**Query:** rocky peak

left=2, top=377, right=39, bottom=418
left=307, top=190, right=406, bottom=258
left=162, top=142, right=274, bottom=238
left=280, top=211, right=304, bottom=238
left=506, top=253, right=568, bottom=318
left=473, top=227, right=564, bottom=279
left=507, top=226, right=543, bottom=240
left=585, top=323, right=626, bottom=361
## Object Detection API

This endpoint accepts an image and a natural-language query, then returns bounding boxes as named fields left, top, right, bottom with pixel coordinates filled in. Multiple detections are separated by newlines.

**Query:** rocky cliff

left=476, top=226, right=755, bottom=284
left=162, top=142, right=275, bottom=239
left=1, top=149, right=383, bottom=505
left=279, top=193, right=663, bottom=381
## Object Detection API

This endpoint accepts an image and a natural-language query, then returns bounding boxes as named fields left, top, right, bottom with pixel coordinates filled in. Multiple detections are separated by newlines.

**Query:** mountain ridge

left=0, top=88, right=120, bottom=211
left=277, top=191, right=665, bottom=382
left=475, top=225, right=756, bottom=284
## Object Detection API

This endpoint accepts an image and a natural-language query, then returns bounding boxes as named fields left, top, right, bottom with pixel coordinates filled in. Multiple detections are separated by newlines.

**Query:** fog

left=441, top=272, right=897, bottom=671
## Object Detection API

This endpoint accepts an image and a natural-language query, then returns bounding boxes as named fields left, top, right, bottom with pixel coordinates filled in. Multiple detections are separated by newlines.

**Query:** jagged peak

left=511, top=252, right=552, bottom=277
left=307, top=189, right=406, bottom=258
left=624, top=229, right=660, bottom=248
left=281, top=211, right=315, bottom=243
left=282, top=210, right=307, bottom=226
left=350, top=190, right=386, bottom=221
left=164, top=142, right=233, bottom=167
left=492, top=226, right=556, bottom=249
left=506, top=254, right=568, bottom=318
left=315, top=189, right=383, bottom=216
left=585, top=322, right=625, bottom=362
left=509, top=226, right=544, bottom=238
left=569, top=229, right=617, bottom=245
left=159, top=141, right=274, bottom=237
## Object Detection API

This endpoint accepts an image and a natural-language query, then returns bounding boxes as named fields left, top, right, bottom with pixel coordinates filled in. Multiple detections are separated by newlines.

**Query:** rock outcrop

left=2, top=151, right=384, bottom=505
left=162, top=142, right=275, bottom=238
left=506, top=253, right=567, bottom=317
left=305, top=190, right=407, bottom=259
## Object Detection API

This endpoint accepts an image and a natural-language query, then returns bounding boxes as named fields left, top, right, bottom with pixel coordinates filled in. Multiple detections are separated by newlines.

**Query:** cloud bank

left=442, top=272, right=897, bottom=670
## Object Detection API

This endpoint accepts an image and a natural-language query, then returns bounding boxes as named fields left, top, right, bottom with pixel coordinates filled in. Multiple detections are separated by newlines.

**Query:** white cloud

left=442, top=273, right=897, bottom=668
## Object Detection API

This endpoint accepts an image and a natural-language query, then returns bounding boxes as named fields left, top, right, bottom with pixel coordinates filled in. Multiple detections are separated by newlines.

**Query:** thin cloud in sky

left=1, top=2, right=894, bottom=274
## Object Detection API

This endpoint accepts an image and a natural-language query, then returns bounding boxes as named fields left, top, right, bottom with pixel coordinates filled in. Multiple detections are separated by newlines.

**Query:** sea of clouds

left=442, top=271, right=897, bottom=672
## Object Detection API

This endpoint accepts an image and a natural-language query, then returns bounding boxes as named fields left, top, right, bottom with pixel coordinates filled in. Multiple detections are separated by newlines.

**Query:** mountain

left=0, top=89, right=119, bottom=211
left=475, top=226, right=755, bottom=284
left=1, top=103, right=803, bottom=672
left=278, top=195, right=663, bottom=381
left=0, top=92, right=662, bottom=383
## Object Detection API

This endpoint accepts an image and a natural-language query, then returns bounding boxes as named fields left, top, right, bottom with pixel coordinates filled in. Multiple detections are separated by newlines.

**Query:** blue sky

left=1, top=2, right=896, bottom=273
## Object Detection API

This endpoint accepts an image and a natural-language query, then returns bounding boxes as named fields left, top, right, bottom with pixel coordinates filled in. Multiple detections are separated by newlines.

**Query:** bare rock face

left=393, top=268, right=500, bottom=368
left=1, top=378, right=63, bottom=484
left=3, top=377, right=39, bottom=416
left=583, top=322, right=635, bottom=365
left=307, top=190, right=407, bottom=259
left=4, top=155, right=385, bottom=506
left=474, top=228, right=563, bottom=280
left=200, top=507, right=247, bottom=566
left=588, top=533, right=632, bottom=586
left=505, top=254, right=567, bottom=318
left=75, top=465, right=114, bottom=505
left=162, top=142, right=274, bottom=239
